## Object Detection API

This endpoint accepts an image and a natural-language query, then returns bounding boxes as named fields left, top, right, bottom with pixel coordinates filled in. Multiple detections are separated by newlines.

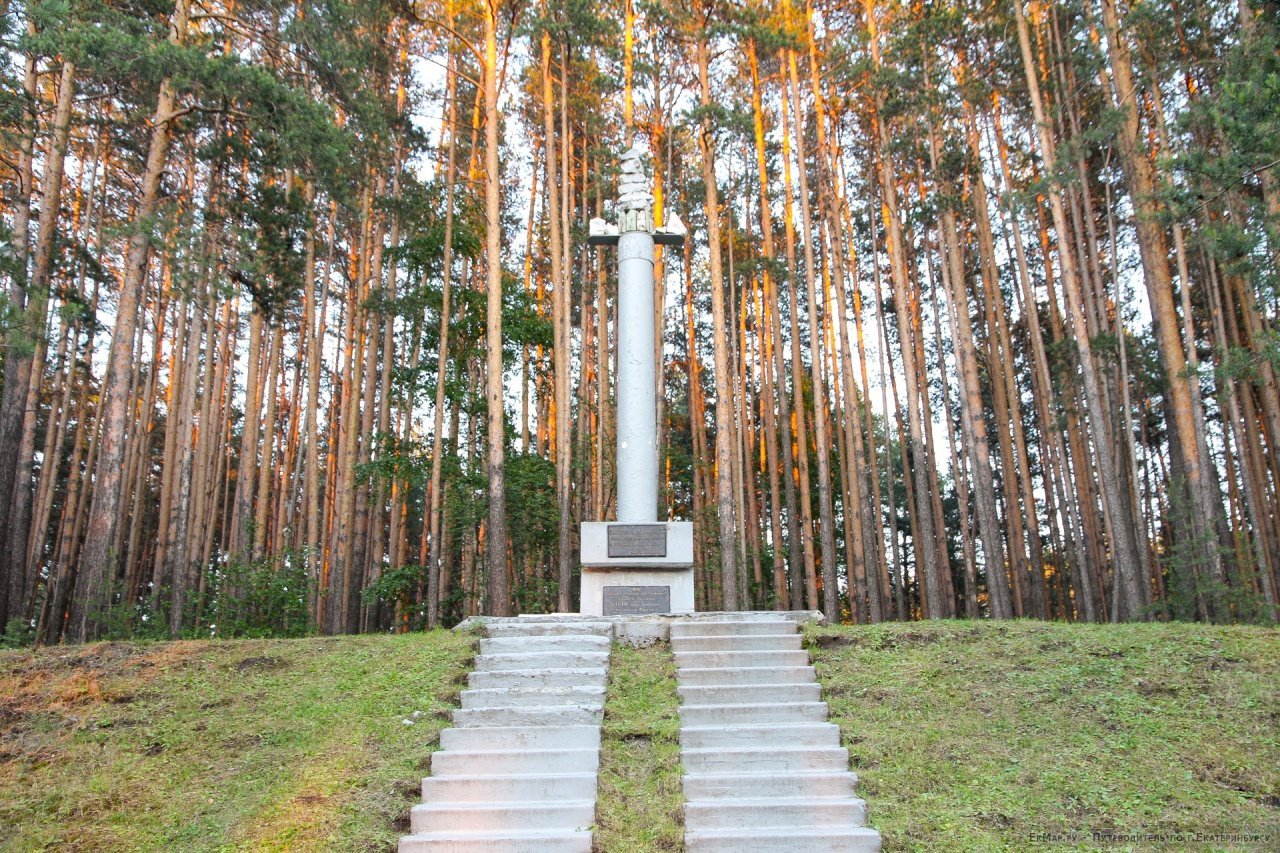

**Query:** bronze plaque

left=607, top=524, right=667, bottom=558
left=602, top=585, right=671, bottom=616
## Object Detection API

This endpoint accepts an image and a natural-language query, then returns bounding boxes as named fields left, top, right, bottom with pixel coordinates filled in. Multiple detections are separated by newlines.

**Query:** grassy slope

left=594, top=642, right=684, bottom=851
left=0, top=632, right=473, bottom=852
left=3, top=622, right=1276, bottom=852
left=807, top=620, right=1279, bottom=852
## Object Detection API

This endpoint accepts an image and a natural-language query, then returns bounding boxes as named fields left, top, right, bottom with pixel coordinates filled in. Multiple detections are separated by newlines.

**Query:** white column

left=615, top=229, right=657, bottom=523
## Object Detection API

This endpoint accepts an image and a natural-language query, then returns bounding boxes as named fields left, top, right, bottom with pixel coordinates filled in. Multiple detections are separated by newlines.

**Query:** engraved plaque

left=602, top=585, right=671, bottom=616
left=607, top=524, right=667, bottom=558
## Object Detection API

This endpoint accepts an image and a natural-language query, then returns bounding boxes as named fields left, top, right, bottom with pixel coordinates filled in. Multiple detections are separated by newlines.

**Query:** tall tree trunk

left=777, top=56, right=818, bottom=611
left=542, top=22, right=572, bottom=613
left=69, top=0, right=191, bottom=642
left=696, top=24, right=740, bottom=611
left=1014, top=0, right=1145, bottom=619
left=1097, top=0, right=1225, bottom=615
left=0, top=23, right=39, bottom=625
left=426, top=31, right=460, bottom=628
left=787, top=40, right=840, bottom=621
left=483, top=0, right=510, bottom=616
left=864, top=0, right=945, bottom=617
left=4, top=60, right=77, bottom=623
left=748, top=40, right=798, bottom=610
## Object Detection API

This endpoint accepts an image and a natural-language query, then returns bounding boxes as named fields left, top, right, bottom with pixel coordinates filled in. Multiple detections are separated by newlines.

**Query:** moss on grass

left=0, top=631, right=473, bottom=852
left=594, top=642, right=684, bottom=852
left=806, top=620, right=1280, bottom=852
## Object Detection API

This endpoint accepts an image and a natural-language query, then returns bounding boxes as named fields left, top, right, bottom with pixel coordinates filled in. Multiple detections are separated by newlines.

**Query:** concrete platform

left=456, top=610, right=825, bottom=647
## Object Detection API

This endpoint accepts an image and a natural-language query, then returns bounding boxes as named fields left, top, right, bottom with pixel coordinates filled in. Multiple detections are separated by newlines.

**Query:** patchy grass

left=806, top=620, right=1280, bottom=852
left=0, top=631, right=474, bottom=852
left=594, top=642, right=684, bottom=852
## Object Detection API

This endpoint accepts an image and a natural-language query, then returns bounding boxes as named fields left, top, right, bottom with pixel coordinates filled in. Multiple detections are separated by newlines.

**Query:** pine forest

left=1, top=0, right=1279, bottom=644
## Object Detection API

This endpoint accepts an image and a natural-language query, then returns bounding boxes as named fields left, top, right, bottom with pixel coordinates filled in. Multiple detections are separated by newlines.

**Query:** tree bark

left=483, top=0, right=510, bottom=616
left=69, top=0, right=191, bottom=641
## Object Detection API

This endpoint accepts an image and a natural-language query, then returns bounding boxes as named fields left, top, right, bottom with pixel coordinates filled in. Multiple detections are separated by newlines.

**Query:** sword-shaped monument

left=579, top=140, right=694, bottom=617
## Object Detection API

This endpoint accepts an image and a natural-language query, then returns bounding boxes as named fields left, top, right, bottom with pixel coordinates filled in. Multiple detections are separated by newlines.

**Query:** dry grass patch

left=0, top=632, right=473, bottom=852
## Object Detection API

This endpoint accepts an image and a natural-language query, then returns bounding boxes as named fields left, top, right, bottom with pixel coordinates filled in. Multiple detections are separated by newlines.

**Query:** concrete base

left=579, top=567, right=695, bottom=617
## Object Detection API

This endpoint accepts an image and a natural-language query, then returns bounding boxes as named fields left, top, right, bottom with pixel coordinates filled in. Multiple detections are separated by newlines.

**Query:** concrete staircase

left=673, top=617, right=882, bottom=852
left=399, top=620, right=611, bottom=852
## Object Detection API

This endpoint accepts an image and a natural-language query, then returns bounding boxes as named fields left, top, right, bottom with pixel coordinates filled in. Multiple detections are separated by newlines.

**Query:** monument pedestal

left=579, top=521, right=695, bottom=617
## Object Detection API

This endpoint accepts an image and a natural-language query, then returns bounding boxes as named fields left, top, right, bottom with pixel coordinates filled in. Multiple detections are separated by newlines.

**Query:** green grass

left=594, top=642, right=684, bottom=851
left=5, top=622, right=1275, bottom=852
left=0, top=631, right=474, bottom=852
left=806, top=620, right=1280, bottom=852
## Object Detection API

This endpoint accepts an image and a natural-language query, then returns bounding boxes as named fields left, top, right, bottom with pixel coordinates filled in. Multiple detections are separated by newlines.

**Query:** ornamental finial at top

left=587, top=137, right=686, bottom=246
left=618, top=137, right=654, bottom=214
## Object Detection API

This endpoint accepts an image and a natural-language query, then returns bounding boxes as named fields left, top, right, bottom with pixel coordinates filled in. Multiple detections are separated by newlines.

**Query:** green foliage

left=504, top=452, right=560, bottom=612
left=1174, top=11, right=1280, bottom=297
left=0, top=617, right=36, bottom=649
left=1159, top=484, right=1275, bottom=625
left=1216, top=328, right=1280, bottom=385
left=196, top=551, right=314, bottom=639
left=361, top=564, right=427, bottom=628
left=502, top=272, right=554, bottom=357
left=228, top=180, right=310, bottom=319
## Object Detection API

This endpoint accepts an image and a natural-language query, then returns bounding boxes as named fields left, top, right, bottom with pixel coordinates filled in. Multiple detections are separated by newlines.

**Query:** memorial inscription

left=602, top=585, right=671, bottom=616
left=607, top=524, right=667, bottom=558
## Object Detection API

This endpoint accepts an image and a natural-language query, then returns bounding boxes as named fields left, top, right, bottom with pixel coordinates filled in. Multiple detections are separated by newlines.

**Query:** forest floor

left=0, top=620, right=1275, bottom=852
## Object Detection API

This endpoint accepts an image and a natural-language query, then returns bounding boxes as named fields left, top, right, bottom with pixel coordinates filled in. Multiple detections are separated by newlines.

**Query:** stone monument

left=579, top=140, right=694, bottom=617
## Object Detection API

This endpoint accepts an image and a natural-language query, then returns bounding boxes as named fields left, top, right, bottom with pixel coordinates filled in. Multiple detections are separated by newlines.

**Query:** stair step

left=440, top=725, right=600, bottom=752
left=410, top=800, right=595, bottom=833
left=671, top=616, right=881, bottom=852
left=672, top=634, right=803, bottom=652
left=678, top=702, right=830, bottom=726
left=670, top=620, right=797, bottom=638
left=678, top=683, right=821, bottom=706
left=480, top=635, right=611, bottom=654
left=421, top=772, right=597, bottom=803
left=474, top=651, right=609, bottom=670
left=681, top=746, right=848, bottom=774
left=460, top=686, right=605, bottom=709
left=674, top=650, right=810, bottom=669
left=399, top=828, right=593, bottom=852
left=451, top=704, right=603, bottom=728
left=680, top=722, right=841, bottom=749
left=683, top=826, right=882, bottom=852
left=683, top=770, right=858, bottom=799
left=468, top=668, right=607, bottom=690
left=685, top=797, right=867, bottom=831
left=677, top=666, right=817, bottom=686
left=486, top=620, right=613, bottom=638
left=431, top=748, right=599, bottom=776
